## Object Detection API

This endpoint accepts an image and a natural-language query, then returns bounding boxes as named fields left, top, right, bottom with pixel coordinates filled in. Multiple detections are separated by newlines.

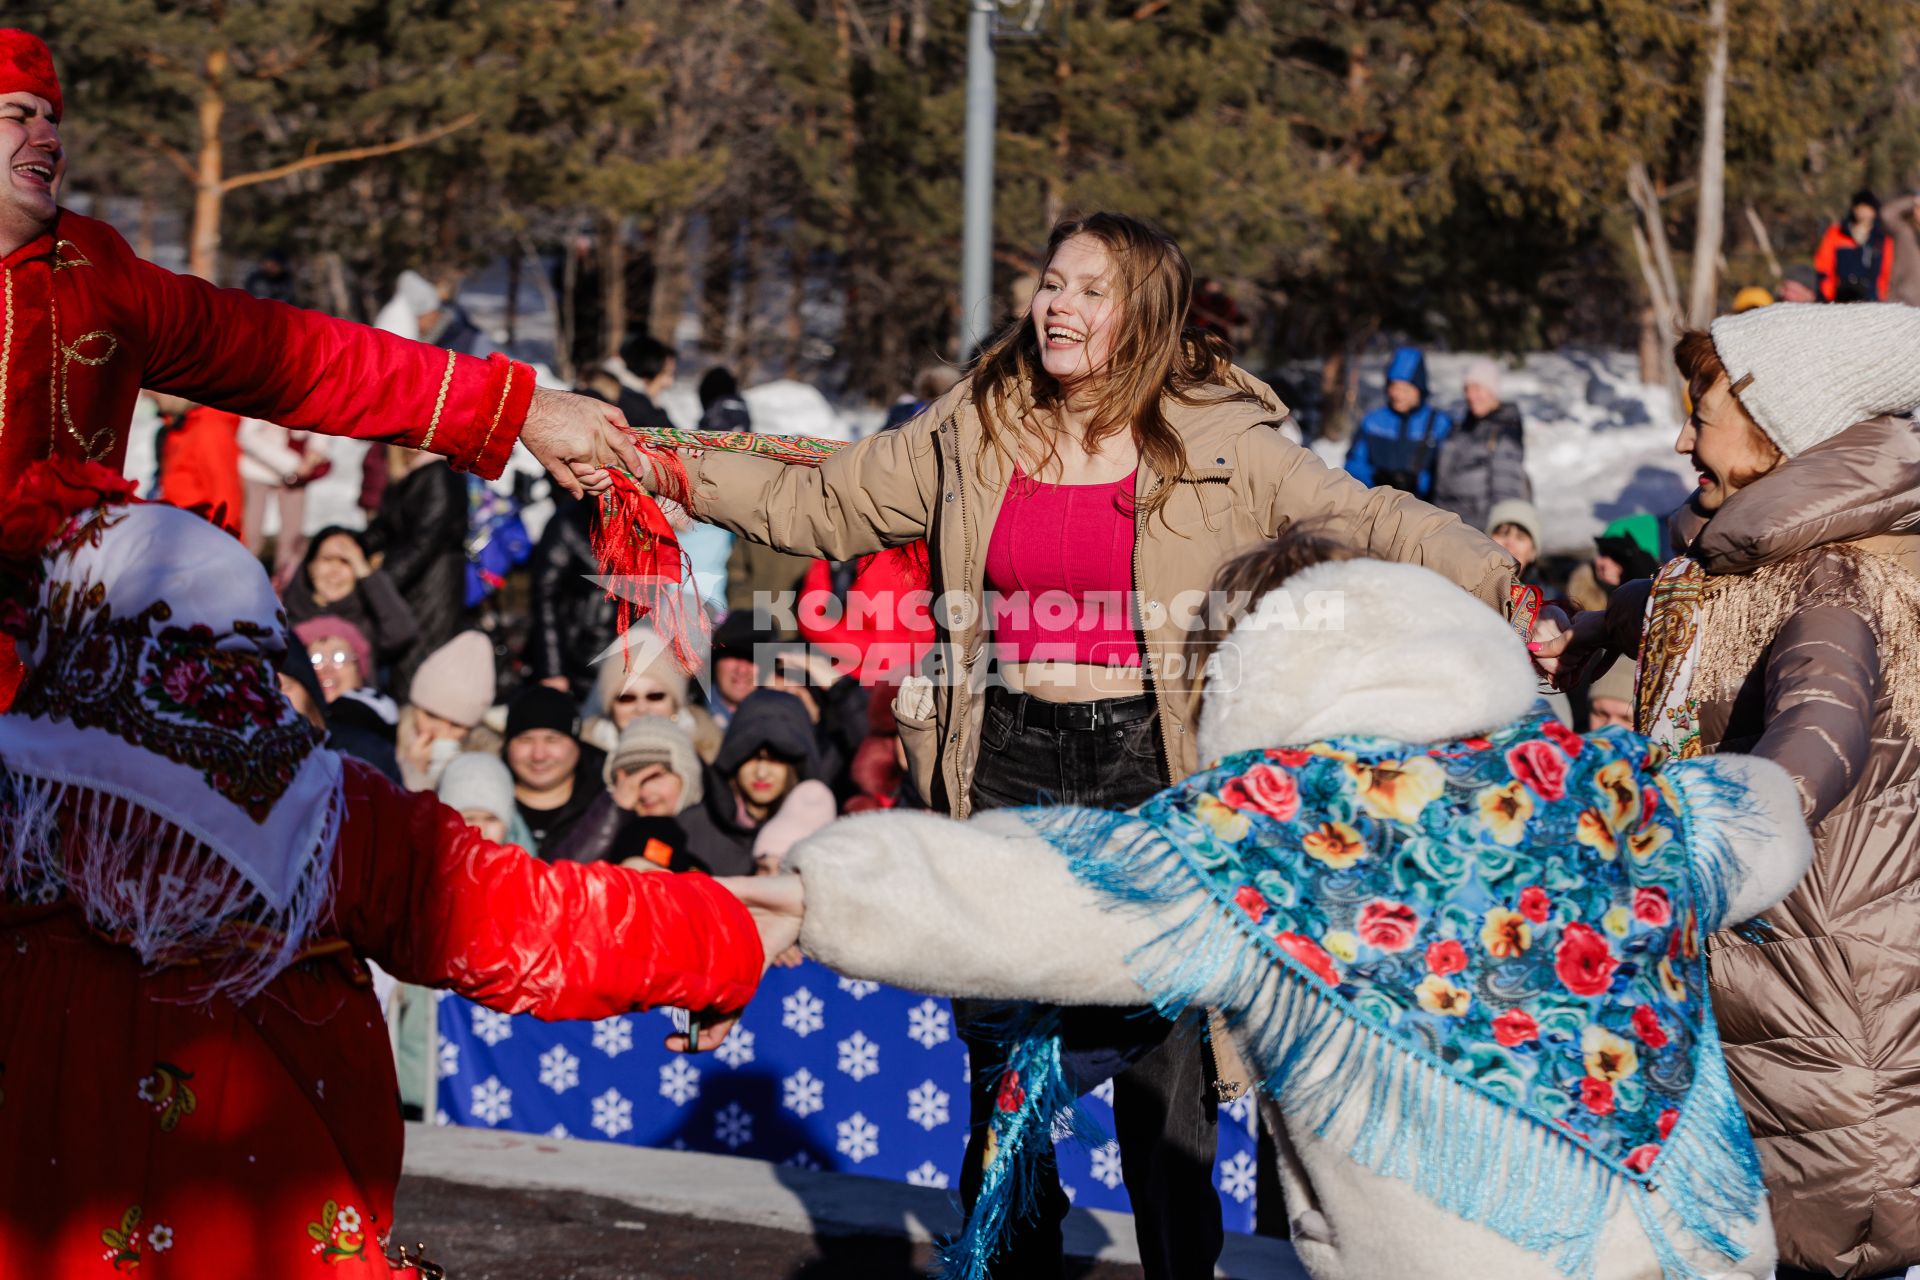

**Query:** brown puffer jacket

left=1647, top=417, right=1920, bottom=1278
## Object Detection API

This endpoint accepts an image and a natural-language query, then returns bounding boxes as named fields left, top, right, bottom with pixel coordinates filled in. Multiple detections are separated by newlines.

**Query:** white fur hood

left=1196, top=559, right=1539, bottom=761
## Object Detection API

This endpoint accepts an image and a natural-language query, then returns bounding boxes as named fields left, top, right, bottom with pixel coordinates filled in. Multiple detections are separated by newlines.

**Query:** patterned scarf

left=1635, top=558, right=1710, bottom=760
left=0, top=474, right=342, bottom=1002
left=955, top=713, right=1765, bottom=1279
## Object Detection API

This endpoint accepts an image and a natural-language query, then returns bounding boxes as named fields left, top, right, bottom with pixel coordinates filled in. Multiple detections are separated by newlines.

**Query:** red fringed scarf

left=591, top=432, right=932, bottom=674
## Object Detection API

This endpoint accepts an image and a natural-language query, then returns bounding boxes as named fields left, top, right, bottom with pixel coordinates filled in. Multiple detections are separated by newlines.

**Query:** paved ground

left=396, top=1176, right=1142, bottom=1280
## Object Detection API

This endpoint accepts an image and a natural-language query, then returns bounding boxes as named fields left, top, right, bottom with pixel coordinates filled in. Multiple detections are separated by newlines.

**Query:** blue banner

left=437, top=960, right=1261, bottom=1231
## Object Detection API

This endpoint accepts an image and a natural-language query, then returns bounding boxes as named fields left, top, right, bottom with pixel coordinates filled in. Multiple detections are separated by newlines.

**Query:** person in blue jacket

left=1343, top=345, right=1453, bottom=497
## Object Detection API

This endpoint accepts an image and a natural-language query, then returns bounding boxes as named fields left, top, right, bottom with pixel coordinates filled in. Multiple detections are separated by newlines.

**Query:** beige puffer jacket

left=676, top=367, right=1519, bottom=815
left=1638, top=417, right=1920, bottom=1278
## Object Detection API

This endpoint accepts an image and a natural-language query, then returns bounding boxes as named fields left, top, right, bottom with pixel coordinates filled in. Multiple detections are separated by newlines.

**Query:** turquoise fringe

left=1010, top=801, right=1768, bottom=1280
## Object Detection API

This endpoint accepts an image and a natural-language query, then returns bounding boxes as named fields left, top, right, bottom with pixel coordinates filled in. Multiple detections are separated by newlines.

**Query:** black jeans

left=958, top=687, right=1223, bottom=1280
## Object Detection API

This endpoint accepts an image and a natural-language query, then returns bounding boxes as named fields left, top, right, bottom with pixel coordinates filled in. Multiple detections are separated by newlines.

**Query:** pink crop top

left=983, top=467, right=1142, bottom=667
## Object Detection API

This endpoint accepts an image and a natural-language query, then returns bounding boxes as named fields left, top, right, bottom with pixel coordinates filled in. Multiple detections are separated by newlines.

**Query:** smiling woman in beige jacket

left=649, top=212, right=1528, bottom=1278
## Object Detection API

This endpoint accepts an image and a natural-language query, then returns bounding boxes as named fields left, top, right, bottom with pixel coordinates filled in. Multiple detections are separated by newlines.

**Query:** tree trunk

left=1686, top=0, right=1729, bottom=327
left=1636, top=304, right=1664, bottom=387
left=699, top=213, right=738, bottom=354
left=505, top=253, right=521, bottom=346
left=1627, top=160, right=1684, bottom=334
left=732, top=213, right=763, bottom=374
left=647, top=210, right=689, bottom=345
left=1318, top=344, right=1353, bottom=442
left=1046, top=54, right=1072, bottom=227
left=603, top=214, right=629, bottom=364
left=189, top=47, right=230, bottom=283
left=783, top=234, right=807, bottom=380
left=321, top=251, right=353, bottom=320
left=557, top=238, right=579, bottom=386
left=1743, top=204, right=1783, bottom=283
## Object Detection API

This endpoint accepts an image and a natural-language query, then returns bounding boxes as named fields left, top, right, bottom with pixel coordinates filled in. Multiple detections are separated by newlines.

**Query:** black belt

left=988, top=685, right=1157, bottom=732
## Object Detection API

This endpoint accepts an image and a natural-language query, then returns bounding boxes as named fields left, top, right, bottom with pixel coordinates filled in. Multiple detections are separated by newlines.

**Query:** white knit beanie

left=1709, top=302, right=1920, bottom=456
left=437, top=752, right=517, bottom=826
left=604, top=715, right=703, bottom=808
left=1464, top=358, right=1503, bottom=396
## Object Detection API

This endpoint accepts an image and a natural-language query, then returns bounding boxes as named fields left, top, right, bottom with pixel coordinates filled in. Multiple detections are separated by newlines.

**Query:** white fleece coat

left=787, top=559, right=1814, bottom=1280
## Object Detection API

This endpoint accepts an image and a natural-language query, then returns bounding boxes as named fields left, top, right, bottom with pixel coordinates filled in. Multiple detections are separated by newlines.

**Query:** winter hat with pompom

left=1709, top=302, right=1920, bottom=457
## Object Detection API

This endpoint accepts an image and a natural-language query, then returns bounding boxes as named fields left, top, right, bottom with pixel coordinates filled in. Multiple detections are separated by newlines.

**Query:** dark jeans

left=959, top=687, right=1223, bottom=1280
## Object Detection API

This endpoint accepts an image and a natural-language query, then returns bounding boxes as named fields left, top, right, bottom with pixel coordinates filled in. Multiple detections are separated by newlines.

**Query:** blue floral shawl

left=949, top=712, right=1767, bottom=1280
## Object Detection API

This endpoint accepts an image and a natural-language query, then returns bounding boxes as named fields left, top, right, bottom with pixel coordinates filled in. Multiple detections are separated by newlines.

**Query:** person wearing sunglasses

left=582, top=625, right=722, bottom=762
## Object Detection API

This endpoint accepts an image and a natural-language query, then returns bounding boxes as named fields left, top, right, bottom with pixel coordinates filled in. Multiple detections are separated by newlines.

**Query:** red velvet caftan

left=0, top=210, right=533, bottom=488
left=0, top=760, right=763, bottom=1276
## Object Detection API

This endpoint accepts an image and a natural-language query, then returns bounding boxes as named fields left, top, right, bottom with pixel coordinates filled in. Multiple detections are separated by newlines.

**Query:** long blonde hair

left=969, top=213, right=1255, bottom=513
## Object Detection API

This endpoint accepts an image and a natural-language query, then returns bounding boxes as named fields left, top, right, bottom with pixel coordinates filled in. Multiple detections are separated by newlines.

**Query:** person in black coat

left=678, top=690, right=822, bottom=877
left=283, top=526, right=419, bottom=678
left=501, top=686, right=608, bottom=858
left=527, top=493, right=617, bottom=700
left=363, top=452, right=470, bottom=700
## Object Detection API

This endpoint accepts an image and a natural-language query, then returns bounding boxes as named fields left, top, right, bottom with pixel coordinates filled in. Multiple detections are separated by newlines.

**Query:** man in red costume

left=0, top=28, right=638, bottom=496
left=0, top=464, right=769, bottom=1276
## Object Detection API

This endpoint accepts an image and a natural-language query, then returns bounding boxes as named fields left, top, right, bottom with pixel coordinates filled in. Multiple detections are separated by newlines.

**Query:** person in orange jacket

left=1812, top=189, right=1896, bottom=301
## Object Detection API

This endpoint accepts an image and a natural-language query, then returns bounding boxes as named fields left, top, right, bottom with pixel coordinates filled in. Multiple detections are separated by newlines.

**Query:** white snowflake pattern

left=837, top=976, right=880, bottom=999
left=1224, top=1093, right=1254, bottom=1126
left=906, top=1079, right=951, bottom=1131
left=434, top=1108, right=451, bottom=1126
left=836, top=1111, right=880, bottom=1163
left=1091, top=1078, right=1115, bottom=1105
left=591, top=1016, right=634, bottom=1058
left=538, top=1045, right=580, bottom=1095
left=907, top=999, right=951, bottom=1049
left=1089, top=1141, right=1124, bottom=1190
left=784, top=1150, right=821, bottom=1171
left=469, top=1075, right=513, bottom=1126
left=837, top=1030, right=880, bottom=1081
left=547, top=1122, right=571, bottom=1140
left=437, top=1039, right=460, bottom=1079
left=905, top=1160, right=950, bottom=1189
left=1062, top=1183, right=1078, bottom=1204
left=782, top=1067, right=825, bottom=1118
left=714, top=1101, right=754, bottom=1150
left=659, top=1056, right=702, bottom=1106
left=591, top=1087, right=634, bottom=1139
left=1217, top=1150, right=1258, bottom=1204
left=782, top=987, right=825, bottom=1037
left=470, top=1006, right=514, bottom=1046
left=713, top=1026, right=756, bottom=1069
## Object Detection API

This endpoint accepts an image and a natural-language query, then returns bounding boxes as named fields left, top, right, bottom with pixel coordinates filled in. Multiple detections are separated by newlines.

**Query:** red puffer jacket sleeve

left=331, top=760, right=763, bottom=1019
left=114, top=222, right=530, bottom=479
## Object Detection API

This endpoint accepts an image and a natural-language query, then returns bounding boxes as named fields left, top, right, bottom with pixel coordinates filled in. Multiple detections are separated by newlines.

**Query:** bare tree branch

left=219, top=113, right=478, bottom=193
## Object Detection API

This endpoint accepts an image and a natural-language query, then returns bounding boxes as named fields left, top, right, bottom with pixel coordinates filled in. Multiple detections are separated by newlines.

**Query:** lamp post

left=958, top=0, right=998, bottom=361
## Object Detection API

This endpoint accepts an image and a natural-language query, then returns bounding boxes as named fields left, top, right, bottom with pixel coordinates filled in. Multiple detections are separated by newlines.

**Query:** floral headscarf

left=0, top=464, right=342, bottom=1001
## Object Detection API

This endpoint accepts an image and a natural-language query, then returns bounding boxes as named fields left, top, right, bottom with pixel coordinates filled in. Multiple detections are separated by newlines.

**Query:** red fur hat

left=0, top=30, right=61, bottom=121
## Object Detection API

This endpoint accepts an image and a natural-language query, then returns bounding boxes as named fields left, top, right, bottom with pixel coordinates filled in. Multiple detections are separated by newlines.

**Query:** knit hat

left=437, top=752, right=517, bottom=827
left=1780, top=264, right=1820, bottom=293
left=1731, top=287, right=1773, bottom=314
left=1463, top=358, right=1502, bottom=396
left=504, top=685, right=579, bottom=742
left=594, top=625, right=690, bottom=710
left=293, top=614, right=372, bottom=677
left=603, top=715, right=703, bottom=808
left=1708, top=302, right=1920, bottom=457
left=408, top=630, right=494, bottom=727
left=1485, top=498, right=1542, bottom=550
left=1586, top=657, right=1637, bottom=710
left=0, top=30, right=62, bottom=120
